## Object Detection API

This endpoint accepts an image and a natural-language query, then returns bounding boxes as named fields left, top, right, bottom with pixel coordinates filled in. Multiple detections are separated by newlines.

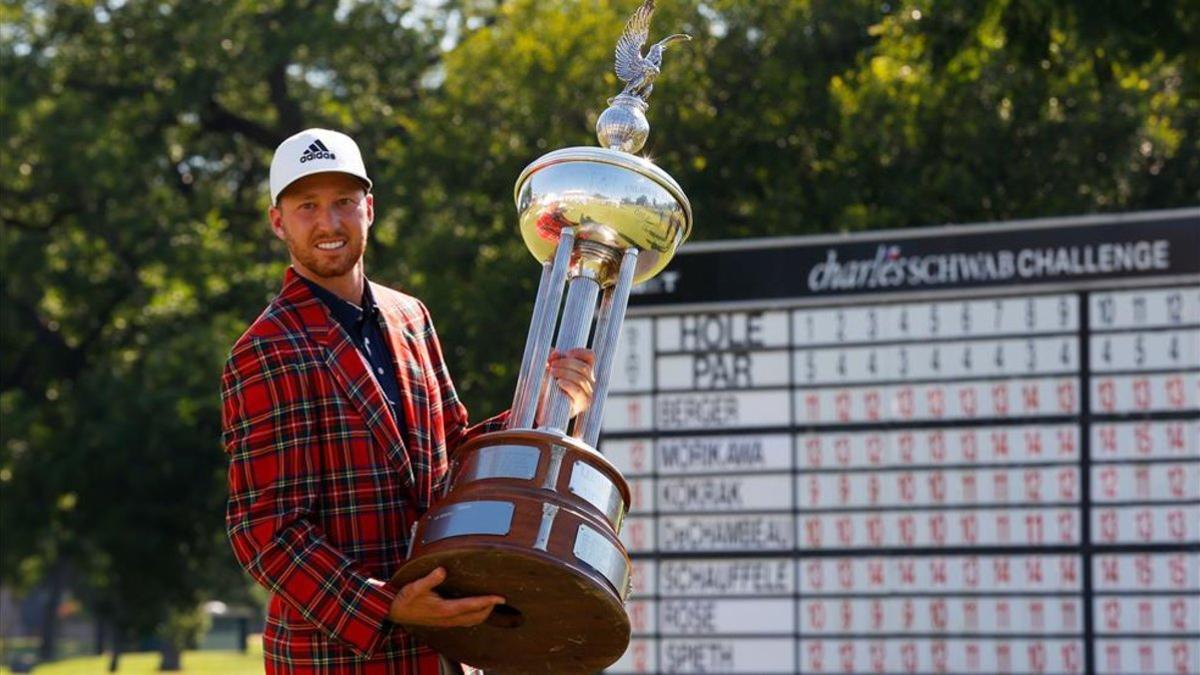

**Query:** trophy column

left=392, top=3, right=691, bottom=672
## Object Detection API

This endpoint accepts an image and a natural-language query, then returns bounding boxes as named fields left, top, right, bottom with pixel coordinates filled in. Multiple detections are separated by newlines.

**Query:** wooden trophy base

left=392, top=430, right=633, bottom=674
left=394, top=541, right=628, bottom=674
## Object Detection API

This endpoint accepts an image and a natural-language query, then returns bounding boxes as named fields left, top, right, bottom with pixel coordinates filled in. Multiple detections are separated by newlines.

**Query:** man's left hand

left=547, top=347, right=596, bottom=418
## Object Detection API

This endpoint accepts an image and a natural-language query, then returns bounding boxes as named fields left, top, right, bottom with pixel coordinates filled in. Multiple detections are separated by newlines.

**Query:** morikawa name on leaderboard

left=659, top=437, right=768, bottom=471
left=809, top=239, right=1171, bottom=292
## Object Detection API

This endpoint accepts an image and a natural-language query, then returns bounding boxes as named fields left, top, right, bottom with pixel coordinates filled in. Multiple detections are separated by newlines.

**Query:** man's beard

left=285, top=231, right=365, bottom=278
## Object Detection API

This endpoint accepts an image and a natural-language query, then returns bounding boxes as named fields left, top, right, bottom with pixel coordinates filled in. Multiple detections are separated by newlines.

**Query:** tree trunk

left=238, top=617, right=249, bottom=653
left=36, top=559, right=64, bottom=662
left=94, top=618, right=106, bottom=655
left=108, top=627, right=122, bottom=672
left=159, top=639, right=182, bottom=671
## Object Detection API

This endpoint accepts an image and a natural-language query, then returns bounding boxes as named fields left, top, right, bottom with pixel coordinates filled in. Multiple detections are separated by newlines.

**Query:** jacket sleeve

left=221, top=339, right=397, bottom=658
left=417, top=302, right=509, bottom=455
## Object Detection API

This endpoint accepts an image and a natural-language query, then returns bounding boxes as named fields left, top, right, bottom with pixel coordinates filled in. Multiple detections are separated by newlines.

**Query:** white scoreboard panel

left=600, top=211, right=1200, bottom=674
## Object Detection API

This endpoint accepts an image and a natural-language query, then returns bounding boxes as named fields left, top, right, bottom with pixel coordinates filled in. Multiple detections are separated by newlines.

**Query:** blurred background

left=1, top=0, right=1197, bottom=671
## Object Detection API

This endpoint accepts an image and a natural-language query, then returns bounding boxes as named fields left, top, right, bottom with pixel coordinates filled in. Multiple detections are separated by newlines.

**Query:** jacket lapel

left=372, top=284, right=436, bottom=510
left=278, top=269, right=416, bottom=492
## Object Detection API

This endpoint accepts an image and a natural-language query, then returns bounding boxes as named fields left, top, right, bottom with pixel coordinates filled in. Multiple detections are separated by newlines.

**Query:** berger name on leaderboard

left=601, top=210, right=1199, bottom=675
left=658, top=395, right=743, bottom=428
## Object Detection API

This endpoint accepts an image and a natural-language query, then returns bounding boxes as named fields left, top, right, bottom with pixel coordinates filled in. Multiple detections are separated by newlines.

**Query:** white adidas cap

left=269, top=128, right=373, bottom=204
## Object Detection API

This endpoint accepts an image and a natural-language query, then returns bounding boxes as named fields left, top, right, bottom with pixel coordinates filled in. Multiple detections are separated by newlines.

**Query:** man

left=221, top=128, right=595, bottom=674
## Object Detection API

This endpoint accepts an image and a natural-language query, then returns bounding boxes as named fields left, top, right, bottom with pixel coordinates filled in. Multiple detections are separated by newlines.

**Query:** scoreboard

left=600, top=210, right=1200, bottom=674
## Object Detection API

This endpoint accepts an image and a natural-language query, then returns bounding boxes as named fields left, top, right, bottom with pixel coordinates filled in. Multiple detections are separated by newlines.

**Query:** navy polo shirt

left=301, top=276, right=407, bottom=438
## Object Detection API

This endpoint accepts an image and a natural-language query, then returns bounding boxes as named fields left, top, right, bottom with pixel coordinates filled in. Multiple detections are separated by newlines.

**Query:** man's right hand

left=388, top=567, right=506, bottom=628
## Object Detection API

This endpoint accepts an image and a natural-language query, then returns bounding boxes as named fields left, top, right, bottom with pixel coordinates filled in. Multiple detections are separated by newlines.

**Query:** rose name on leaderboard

left=598, top=210, right=1200, bottom=675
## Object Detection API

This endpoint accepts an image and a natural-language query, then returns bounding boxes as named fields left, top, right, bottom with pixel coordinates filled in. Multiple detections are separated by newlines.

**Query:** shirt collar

left=299, top=274, right=379, bottom=328
left=361, top=281, right=381, bottom=323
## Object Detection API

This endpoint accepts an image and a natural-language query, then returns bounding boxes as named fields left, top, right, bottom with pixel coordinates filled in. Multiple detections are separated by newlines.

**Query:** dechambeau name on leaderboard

left=808, top=240, right=1171, bottom=292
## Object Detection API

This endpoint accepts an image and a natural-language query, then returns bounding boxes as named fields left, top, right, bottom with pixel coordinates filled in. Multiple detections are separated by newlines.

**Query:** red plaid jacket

left=222, top=268, right=506, bottom=674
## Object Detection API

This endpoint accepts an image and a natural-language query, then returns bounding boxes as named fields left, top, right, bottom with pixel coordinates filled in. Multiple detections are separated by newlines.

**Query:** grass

left=0, top=644, right=264, bottom=674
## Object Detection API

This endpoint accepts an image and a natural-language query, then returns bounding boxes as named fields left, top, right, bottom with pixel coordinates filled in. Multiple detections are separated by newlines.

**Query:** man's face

left=269, top=172, right=374, bottom=280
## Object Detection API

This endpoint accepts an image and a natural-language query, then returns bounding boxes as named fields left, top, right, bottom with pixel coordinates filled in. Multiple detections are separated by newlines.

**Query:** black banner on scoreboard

left=632, top=211, right=1200, bottom=307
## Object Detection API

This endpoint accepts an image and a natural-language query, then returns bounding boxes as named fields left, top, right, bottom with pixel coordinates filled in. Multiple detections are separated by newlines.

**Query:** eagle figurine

left=614, top=0, right=691, bottom=102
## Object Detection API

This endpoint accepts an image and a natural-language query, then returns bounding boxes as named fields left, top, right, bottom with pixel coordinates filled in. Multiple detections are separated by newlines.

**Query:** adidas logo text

left=299, top=139, right=336, bottom=163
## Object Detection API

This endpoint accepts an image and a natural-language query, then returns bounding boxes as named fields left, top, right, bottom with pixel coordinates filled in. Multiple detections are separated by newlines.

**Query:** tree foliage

left=1, top=0, right=1196, bottom=660
left=0, top=0, right=457, bottom=659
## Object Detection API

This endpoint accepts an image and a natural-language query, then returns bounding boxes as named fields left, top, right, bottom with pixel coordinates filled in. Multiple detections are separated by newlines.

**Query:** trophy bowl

left=515, top=146, right=692, bottom=286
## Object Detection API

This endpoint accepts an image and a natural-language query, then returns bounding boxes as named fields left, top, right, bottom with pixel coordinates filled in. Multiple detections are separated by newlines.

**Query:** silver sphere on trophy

left=393, top=2, right=691, bottom=672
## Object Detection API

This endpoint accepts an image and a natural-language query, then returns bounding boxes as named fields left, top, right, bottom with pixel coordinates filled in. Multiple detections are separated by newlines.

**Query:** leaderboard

left=599, top=210, right=1200, bottom=674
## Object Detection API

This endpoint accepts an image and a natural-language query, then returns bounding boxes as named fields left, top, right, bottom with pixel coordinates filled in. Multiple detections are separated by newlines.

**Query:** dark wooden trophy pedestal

left=391, top=429, right=633, bottom=674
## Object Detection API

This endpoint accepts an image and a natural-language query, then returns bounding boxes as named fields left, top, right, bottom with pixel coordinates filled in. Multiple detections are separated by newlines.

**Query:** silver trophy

left=393, top=3, right=691, bottom=672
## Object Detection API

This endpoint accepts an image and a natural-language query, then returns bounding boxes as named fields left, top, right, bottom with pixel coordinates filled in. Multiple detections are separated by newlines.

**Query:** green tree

left=1, top=0, right=461, bottom=668
left=826, top=0, right=1200, bottom=229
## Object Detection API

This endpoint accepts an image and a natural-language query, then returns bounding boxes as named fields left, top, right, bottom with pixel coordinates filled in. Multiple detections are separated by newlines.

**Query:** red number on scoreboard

left=1166, top=375, right=1186, bottom=407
